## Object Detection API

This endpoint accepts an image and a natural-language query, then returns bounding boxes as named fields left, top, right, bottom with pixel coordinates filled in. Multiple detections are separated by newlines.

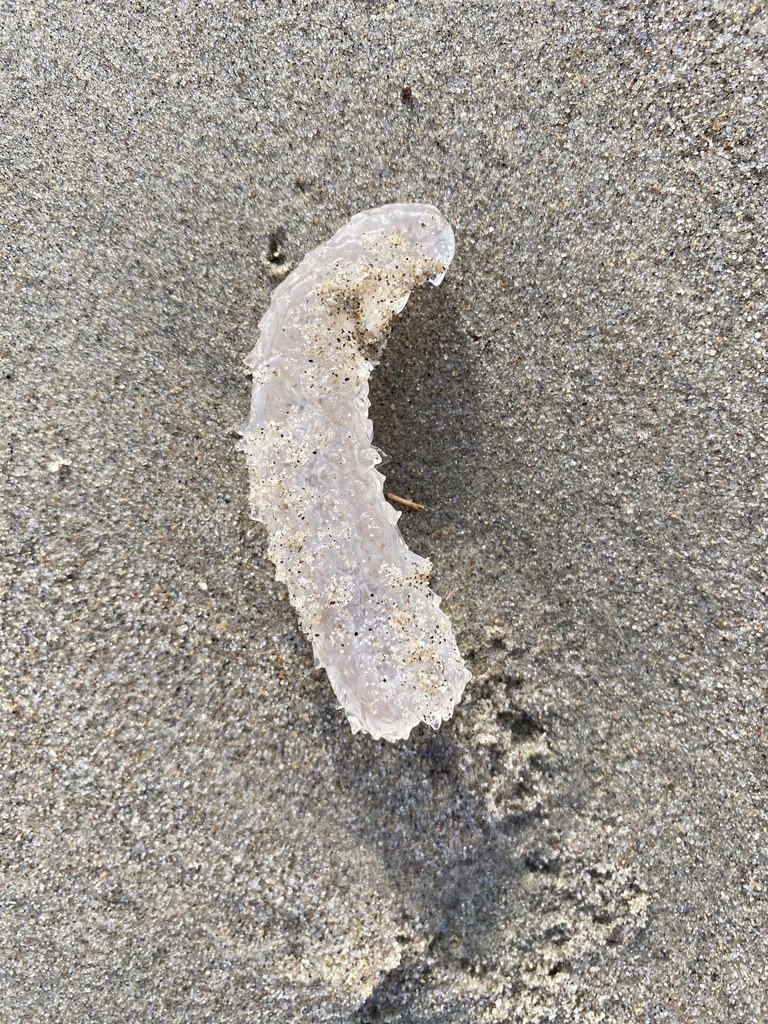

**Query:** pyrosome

left=241, top=204, right=471, bottom=741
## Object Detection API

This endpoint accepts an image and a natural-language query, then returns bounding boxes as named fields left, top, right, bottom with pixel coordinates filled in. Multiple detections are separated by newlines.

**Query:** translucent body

left=241, top=204, right=470, bottom=741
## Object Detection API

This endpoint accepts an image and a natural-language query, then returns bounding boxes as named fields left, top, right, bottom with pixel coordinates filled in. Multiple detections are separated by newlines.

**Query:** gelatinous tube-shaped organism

left=241, top=204, right=470, bottom=741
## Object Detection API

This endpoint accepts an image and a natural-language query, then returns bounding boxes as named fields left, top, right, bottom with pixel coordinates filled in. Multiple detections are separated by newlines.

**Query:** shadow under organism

left=340, top=285, right=569, bottom=1020
left=342, top=712, right=555, bottom=1024
left=367, top=273, right=480, bottom=558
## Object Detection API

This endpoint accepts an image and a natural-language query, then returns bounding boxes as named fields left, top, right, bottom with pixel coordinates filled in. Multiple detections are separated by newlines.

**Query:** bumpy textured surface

left=241, top=204, right=470, bottom=741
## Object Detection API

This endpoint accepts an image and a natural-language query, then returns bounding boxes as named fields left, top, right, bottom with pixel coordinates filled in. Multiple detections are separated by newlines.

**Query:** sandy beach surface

left=2, top=2, right=766, bottom=1021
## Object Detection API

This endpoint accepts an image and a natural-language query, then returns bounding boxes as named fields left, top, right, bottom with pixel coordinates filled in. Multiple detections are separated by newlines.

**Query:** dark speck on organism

left=400, top=84, right=413, bottom=103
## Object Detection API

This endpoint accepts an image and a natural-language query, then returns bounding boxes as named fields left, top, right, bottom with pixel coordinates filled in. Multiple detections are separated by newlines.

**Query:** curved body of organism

left=241, top=204, right=470, bottom=741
